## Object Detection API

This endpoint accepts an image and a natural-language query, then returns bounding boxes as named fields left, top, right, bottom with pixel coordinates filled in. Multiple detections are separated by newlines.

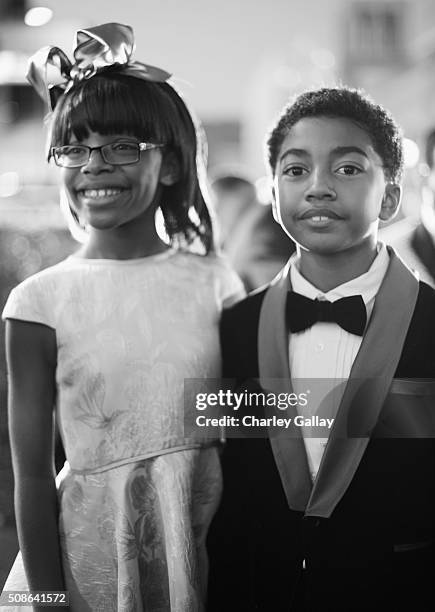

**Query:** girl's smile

left=75, top=185, right=131, bottom=210
left=77, top=187, right=127, bottom=200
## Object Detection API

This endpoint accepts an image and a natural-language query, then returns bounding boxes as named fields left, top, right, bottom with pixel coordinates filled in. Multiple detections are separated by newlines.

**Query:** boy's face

left=272, top=117, right=401, bottom=257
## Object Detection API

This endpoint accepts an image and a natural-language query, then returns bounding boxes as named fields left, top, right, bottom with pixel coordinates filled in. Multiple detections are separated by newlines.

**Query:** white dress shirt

left=289, top=243, right=390, bottom=481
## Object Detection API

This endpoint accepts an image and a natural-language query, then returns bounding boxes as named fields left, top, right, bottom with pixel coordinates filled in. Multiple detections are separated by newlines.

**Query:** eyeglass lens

left=55, top=142, right=140, bottom=167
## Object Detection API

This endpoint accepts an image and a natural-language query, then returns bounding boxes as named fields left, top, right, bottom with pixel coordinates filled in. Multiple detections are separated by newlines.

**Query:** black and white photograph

left=0, top=1, right=435, bottom=610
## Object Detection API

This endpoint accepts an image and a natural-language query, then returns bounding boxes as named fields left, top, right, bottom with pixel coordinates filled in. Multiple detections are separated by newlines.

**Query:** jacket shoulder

left=396, top=281, right=435, bottom=377
left=220, top=287, right=269, bottom=379
left=412, top=281, right=435, bottom=333
left=221, top=286, right=267, bottom=327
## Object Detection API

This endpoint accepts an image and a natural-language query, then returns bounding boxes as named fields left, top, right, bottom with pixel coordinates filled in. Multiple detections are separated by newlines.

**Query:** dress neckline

left=66, top=248, right=177, bottom=266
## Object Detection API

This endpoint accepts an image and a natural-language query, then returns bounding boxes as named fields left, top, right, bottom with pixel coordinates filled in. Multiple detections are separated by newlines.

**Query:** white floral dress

left=1, top=250, right=243, bottom=612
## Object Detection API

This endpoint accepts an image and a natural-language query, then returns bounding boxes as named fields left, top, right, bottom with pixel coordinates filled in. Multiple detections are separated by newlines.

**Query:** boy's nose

left=305, top=170, right=336, bottom=200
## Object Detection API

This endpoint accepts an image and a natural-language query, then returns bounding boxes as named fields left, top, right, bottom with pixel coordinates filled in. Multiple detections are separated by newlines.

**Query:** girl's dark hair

left=49, top=73, right=214, bottom=253
left=266, top=86, right=403, bottom=183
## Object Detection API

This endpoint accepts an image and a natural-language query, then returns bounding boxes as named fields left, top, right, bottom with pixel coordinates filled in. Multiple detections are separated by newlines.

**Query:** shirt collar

left=290, top=242, right=390, bottom=305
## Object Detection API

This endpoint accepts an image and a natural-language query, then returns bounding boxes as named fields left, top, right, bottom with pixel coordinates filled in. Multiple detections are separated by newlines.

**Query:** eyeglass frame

left=49, top=141, right=165, bottom=168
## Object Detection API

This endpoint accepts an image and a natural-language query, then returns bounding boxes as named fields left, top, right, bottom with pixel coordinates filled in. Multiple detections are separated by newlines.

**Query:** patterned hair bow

left=26, top=22, right=171, bottom=110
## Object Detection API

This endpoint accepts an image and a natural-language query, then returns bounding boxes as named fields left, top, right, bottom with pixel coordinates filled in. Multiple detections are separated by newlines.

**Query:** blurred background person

left=381, top=127, right=435, bottom=287
left=210, top=171, right=294, bottom=290
left=210, top=171, right=257, bottom=250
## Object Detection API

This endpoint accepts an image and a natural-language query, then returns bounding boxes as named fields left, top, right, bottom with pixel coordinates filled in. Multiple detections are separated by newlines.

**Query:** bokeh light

left=24, top=7, right=53, bottom=27
left=0, top=172, right=20, bottom=198
left=255, top=176, right=273, bottom=205
left=310, top=48, right=336, bottom=70
left=403, top=138, right=420, bottom=168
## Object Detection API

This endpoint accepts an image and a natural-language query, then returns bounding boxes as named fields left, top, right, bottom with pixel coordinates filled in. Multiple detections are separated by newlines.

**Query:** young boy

left=207, top=88, right=435, bottom=612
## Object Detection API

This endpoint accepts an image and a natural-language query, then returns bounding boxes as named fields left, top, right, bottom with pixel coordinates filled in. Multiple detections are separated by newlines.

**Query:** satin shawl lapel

left=305, top=248, right=419, bottom=517
left=258, top=262, right=312, bottom=511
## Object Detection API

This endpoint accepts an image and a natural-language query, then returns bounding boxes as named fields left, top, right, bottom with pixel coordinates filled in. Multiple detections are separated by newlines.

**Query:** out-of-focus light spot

left=403, top=138, right=420, bottom=168
left=22, top=249, right=43, bottom=276
left=11, top=235, right=30, bottom=259
left=255, top=176, right=273, bottom=205
left=0, top=172, right=20, bottom=197
left=418, top=162, right=430, bottom=178
left=401, top=192, right=421, bottom=220
left=0, top=51, right=29, bottom=84
left=24, top=7, right=53, bottom=27
left=273, top=66, right=301, bottom=89
left=310, top=48, right=336, bottom=70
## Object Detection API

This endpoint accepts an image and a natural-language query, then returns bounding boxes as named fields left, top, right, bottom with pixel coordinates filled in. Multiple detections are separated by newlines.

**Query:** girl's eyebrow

left=67, top=136, right=139, bottom=145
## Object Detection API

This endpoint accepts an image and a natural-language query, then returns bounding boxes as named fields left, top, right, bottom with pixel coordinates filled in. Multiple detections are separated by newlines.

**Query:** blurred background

left=2, top=0, right=435, bottom=588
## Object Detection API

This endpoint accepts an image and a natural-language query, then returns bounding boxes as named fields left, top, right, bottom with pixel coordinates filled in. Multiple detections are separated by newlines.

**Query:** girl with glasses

left=2, top=23, right=243, bottom=611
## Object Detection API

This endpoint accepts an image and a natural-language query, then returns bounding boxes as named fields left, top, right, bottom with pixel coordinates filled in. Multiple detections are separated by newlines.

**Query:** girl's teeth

left=312, top=216, right=327, bottom=222
left=82, top=188, right=123, bottom=198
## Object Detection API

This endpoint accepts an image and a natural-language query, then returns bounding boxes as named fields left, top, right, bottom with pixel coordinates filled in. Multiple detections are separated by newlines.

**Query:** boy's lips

left=299, top=208, right=343, bottom=220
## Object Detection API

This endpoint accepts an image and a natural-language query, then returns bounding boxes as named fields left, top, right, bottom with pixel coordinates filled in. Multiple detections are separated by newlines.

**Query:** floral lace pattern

left=3, top=448, right=222, bottom=611
left=1, top=251, right=242, bottom=611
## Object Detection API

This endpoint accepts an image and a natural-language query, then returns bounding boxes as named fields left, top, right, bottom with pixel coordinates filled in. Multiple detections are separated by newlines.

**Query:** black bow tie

left=286, top=291, right=367, bottom=336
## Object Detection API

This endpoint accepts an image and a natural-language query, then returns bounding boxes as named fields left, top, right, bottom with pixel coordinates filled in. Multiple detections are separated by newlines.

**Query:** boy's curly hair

left=266, top=87, right=403, bottom=183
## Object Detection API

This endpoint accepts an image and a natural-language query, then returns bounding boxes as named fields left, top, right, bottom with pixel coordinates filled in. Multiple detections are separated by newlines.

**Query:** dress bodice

left=3, top=250, right=243, bottom=473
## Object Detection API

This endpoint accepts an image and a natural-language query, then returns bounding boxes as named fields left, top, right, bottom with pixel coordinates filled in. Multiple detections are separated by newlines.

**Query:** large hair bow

left=27, top=22, right=171, bottom=110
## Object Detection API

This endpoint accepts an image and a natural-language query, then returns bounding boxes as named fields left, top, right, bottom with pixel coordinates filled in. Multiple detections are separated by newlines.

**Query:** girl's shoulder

left=2, top=258, right=74, bottom=327
left=171, top=250, right=245, bottom=304
left=8, top=257, right=75, bottom=294
left=172, top=249, right=236, bottom=275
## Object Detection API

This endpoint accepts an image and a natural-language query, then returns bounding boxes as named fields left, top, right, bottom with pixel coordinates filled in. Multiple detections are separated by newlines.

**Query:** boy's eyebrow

left=279, top=146, right=369, bottom=164
left=279, top=148, right=309, bottom=163
left=331, top=146, right=369, bottom=159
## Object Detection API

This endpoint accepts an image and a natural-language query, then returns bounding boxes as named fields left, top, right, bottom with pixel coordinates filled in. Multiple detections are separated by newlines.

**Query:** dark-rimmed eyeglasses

left=50, top=141, right=164, bottom=168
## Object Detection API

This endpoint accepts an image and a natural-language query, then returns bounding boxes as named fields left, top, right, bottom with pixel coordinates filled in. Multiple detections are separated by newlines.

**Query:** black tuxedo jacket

left=207, top=254, right=435, bottom=612
left=411, top=222, right=435, bottom=282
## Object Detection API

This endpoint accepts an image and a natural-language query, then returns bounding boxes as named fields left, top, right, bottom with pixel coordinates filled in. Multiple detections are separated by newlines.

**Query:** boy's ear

left=159, top=151, right=180, bottom=186
left=379, top=183, right=402, bottom=222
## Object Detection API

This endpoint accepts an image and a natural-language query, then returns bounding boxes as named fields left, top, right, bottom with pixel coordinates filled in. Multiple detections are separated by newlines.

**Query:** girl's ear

left=379, top=183, right=402, bottom=221
left=159, top=151, right=180, bottom=186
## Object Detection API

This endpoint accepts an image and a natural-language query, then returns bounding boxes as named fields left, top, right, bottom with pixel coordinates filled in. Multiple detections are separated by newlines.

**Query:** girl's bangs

left=51, top=77, right=174, bottom=146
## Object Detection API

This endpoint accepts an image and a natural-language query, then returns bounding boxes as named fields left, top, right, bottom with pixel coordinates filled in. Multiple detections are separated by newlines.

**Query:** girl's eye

left=111, top=142, right=137, bottom=152
left=283, top=166, right=308, bottom=177
left=336, top=165, right=362, bottom=176
left=63, top=146, right=86, bottom=156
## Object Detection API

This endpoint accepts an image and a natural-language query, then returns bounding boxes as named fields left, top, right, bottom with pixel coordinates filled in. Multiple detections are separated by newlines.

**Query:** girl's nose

left=81, top=148, right=114, bottom=174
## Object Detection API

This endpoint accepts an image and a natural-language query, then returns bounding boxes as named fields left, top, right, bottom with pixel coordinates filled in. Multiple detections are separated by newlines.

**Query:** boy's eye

left=283, top=165, right=308, bottom=177
left=335, top=164, right=362, bottom=176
